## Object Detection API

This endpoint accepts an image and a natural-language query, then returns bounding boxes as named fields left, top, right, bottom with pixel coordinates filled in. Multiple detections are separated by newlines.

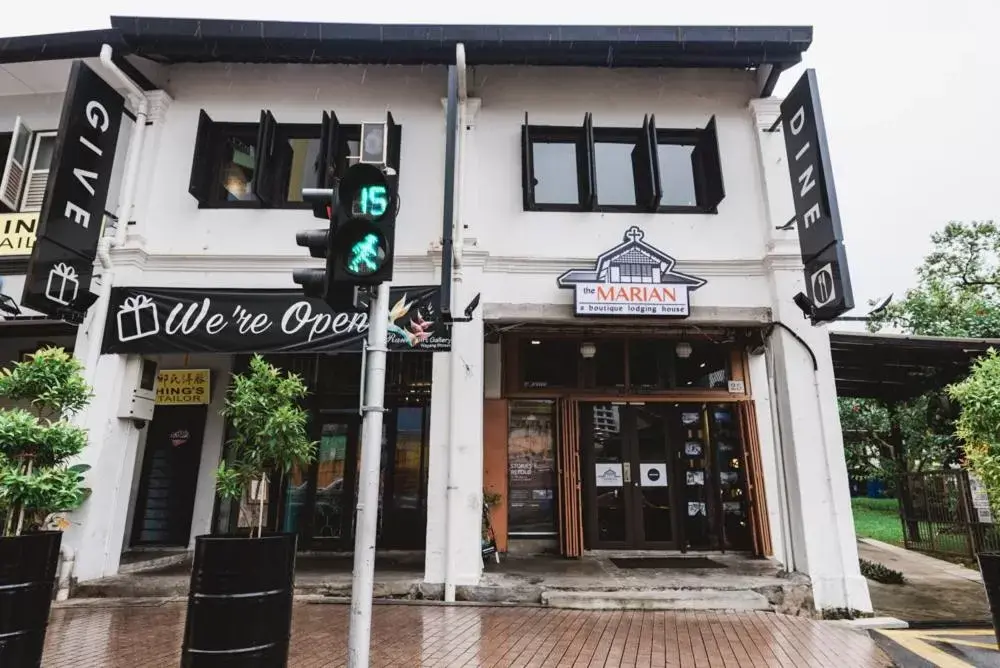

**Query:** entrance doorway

left=581, top=402, right=677, bottom=549
left=579, top=402, right=753, bottom=552
left=130, top=405, right=208, bottom=547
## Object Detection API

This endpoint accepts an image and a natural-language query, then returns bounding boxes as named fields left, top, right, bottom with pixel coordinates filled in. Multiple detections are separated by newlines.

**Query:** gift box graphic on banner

left=45, top=262, right=80, bottom=306
left=116, top=294, right=160, bottom=342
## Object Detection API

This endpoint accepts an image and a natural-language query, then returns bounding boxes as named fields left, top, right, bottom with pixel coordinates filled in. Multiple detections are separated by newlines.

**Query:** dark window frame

left=522, top=115, right=725, bottom=215
left=189, top=113, right=365, bottom=210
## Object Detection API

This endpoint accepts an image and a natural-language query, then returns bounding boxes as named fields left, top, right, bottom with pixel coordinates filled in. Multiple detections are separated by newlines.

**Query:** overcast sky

left=3, top=1, right=998, bottom=332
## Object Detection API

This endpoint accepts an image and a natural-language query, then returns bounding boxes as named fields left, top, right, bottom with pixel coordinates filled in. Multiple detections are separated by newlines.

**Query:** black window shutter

left=386, top=111, right=402, bottom=190
left=188, top=110, right=216, bottom=203
left=648, top=114, right=662, bottom=203
left=577, top=112, right=597, bottom=210
left=521, top=112, right=535, bottom=211
left=631, top=115, right=661, bottom=212
left=693, top=115, right=725, bottom=211
left=316, top=111, right=333, bottom=188
left=252, top=110, right=278, bottom=205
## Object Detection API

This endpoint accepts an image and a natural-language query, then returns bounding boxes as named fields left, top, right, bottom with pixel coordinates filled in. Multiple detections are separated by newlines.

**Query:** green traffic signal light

left=346, top=232, right=387, bottom=276
left=354, top=185, right=388, bottom=218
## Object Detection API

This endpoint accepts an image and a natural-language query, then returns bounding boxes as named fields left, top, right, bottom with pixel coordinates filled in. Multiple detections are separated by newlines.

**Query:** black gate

left=900, top=470, right=1000, bottom=557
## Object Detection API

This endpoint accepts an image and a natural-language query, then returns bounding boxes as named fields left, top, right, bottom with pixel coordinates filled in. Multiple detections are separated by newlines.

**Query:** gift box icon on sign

left=116, top=294, right=160, bottom=342
left=45, top=263, right=79, bottom=306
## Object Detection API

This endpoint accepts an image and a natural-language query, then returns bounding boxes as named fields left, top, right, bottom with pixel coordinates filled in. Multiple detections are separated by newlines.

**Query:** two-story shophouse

left=0, top=17, right=871, bottom=613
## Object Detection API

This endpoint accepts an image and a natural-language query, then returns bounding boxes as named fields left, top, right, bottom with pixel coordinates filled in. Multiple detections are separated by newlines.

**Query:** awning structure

left=831, top=331, right=998, bottom=401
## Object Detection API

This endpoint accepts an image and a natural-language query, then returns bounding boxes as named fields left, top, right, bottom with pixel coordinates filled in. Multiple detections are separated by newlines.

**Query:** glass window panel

left=594, top=142, right=636, bottom=206
left=33, top=136, right=56, bottom=171
left=628, top=339, right=673, bottom=390
left=312, top=423, right=349, bottom=538
left=508, top=400, right=557, bottom=535
left=592, top=340, right=625, bottom=388
left=12, top=124, right=30, bottom=162
left=520, top=338, right=578, bottom=388
left=657, top=143, right=698, bottom=207
left=589, top=403, right=627, bottom=543
left=531, top=141, right=578, bottom=205
left=217, top=135, right=257, bottom=201
left=284, top=137, right=321, bottom=202
left=674, top=342, right=730, bottom=389
left=392, top=407, right=424, bottom=510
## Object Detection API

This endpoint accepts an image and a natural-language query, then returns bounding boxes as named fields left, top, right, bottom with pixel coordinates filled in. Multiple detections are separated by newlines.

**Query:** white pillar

left=749, top=97, right=872, bottom=613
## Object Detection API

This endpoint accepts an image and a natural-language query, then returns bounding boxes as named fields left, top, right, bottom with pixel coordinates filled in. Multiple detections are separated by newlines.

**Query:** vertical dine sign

left=21, top=60, right=124, bottom=318
left=779, top=68, right=855, bottom=323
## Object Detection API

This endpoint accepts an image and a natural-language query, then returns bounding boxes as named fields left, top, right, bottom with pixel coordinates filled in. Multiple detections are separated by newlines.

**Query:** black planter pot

left=0, top=531, right=62, bottom=667
left=181, top=533, right=297, bottom=668
left=978, top=552, right=1000, bottom=649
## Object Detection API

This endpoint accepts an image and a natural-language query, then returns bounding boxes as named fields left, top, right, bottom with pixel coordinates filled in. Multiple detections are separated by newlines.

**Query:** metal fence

left=899, top=470, right=1000, bottom=558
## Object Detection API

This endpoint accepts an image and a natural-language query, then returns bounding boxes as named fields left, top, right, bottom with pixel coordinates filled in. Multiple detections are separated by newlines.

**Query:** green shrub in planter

left=0, top=346, right=92, bottom=535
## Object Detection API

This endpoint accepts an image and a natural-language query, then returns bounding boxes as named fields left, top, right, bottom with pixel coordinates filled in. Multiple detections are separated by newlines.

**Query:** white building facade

left=0, top=18, right=871, bottom=613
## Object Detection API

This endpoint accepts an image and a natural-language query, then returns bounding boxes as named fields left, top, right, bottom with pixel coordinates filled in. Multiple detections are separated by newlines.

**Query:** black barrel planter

left=979, top=552, right=1000, bottom=649
left=0, top=531, right=62, bottom=667
left=181, top=533, right=297, bottom=668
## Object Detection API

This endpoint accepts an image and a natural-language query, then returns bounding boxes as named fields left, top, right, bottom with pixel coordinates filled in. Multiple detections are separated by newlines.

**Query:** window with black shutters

left=188, top=110, right=401, bottom=210
left=521, top=113, right=725, bottom=214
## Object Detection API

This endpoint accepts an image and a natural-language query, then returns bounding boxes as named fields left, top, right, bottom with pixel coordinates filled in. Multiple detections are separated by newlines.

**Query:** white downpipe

left=444, top=42, right=468, bottom=604
left=84, top=45, right=149, bottom=385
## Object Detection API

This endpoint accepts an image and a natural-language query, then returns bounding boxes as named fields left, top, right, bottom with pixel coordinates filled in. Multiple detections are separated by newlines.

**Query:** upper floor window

left=0, top=118, right=57, bottom=213
left=188, top=110, right=401, bottom=209
left=521, top=113, right=724, bottom=214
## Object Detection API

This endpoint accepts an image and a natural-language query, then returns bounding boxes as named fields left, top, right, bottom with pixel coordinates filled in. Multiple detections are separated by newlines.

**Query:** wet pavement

left=858, top=538, right=990, bottom=624
left=43, top=600, right=892, bottom=667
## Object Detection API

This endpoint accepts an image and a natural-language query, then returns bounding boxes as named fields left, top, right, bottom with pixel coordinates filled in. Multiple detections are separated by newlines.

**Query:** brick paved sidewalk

left=43, top=601, right=892, bottom=667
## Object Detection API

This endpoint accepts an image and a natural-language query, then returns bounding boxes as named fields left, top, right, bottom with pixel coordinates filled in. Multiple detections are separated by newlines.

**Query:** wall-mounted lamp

left=580, top=342, right=597, bottom=359
left=675, top=341, right=693, bottom=359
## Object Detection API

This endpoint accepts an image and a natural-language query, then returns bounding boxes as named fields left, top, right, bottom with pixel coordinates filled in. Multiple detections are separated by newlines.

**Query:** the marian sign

left=558, top=226, right=705, bottom=317
left=101, top=285, right=451, bottom=355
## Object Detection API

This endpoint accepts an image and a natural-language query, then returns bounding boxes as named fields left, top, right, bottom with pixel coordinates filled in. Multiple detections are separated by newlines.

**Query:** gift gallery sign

left=101, top=286, right=451, bottom=355
left=557, top=226, right=706, bottom=317
left=22, top=61, right=124, bottom=318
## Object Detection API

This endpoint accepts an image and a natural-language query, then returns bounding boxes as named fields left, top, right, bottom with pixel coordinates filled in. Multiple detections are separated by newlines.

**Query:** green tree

left=842, top=221, right=1000, bottom=478
left=0, top=347, right=92, bottom=535
left=948, top=349, right=1000, bottom=516
left=868, top=220, right=1000, bottom=338
left=216, top=354, right=317, bottom=537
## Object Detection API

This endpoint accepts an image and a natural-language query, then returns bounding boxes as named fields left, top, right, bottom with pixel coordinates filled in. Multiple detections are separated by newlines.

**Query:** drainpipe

left=443, top=42, right=468, bottom=604
left=85, top=45, right=149, bottom=576
left=83, top=44, right=150, bottom=384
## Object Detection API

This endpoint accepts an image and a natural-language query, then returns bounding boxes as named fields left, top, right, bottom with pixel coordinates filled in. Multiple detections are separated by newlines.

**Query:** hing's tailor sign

left=101, top=286, right=451, bottom=354
left=558, top=226, right=705, bottom=317
left=22, top=61, right=124, bottom=318
left=779, top=68, right=855, bottom=323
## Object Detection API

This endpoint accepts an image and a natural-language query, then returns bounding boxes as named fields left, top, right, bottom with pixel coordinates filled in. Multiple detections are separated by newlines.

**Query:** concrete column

left=749, top=97, right=871, bottom=612
left=423, top=276, right=485, bottom=587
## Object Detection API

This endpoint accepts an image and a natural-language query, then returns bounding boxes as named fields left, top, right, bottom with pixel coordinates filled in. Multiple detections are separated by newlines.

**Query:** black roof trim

left=0, top=29, right=123, bottom=63
left=0, top=18, right=812, bottom=69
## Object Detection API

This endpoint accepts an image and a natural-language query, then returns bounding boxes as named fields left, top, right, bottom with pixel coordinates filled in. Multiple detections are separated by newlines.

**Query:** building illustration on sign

left=557, top=226, right=706, bottom=317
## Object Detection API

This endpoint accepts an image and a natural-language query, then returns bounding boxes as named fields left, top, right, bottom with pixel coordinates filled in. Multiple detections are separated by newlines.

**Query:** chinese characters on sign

left=155, top=369, right=211, bottom=406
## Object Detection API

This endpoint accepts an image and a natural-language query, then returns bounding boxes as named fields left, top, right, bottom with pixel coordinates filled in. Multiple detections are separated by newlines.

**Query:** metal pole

left=347, top=281, right=391, bottom=668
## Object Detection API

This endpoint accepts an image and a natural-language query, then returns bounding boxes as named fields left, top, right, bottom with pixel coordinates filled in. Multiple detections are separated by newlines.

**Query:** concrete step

left=541, top=588, right=772, bottom=612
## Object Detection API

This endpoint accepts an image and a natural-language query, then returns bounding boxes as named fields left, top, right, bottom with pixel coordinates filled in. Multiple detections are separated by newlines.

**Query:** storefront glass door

left=581, top=402, right=678, bottom=549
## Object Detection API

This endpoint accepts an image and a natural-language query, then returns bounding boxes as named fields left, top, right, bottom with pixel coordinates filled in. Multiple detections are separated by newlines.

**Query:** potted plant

left=948, top=348, right=1000, bottom=648
left=181, top=354, right=316, bottom=667
left=0, top=347, right=91, bottom=667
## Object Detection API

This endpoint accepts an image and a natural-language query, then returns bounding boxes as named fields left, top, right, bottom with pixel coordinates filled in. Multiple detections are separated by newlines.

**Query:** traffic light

left=292, top=188, right=335, bottom=300
left=329, top=163, right=396, bottom=285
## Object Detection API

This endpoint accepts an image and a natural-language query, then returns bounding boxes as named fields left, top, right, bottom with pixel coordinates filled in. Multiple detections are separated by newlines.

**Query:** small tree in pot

left=0, top=347, right=91, bottom=667
left=948, top=348, right=1000, bottom=649
left=181, top=354, right=316, bottom=668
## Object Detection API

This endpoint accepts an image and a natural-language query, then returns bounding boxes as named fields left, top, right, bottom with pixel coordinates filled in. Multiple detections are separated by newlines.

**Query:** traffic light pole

left=347, top=281, right=391, bottom=668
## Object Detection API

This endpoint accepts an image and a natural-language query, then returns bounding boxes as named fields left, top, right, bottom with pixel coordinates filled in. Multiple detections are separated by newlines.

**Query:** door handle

left=623, top=463, right=631, bottom=484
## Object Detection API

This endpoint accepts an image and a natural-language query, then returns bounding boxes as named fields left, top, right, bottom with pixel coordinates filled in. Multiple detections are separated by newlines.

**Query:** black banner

left=101, top=285, right=451, bottom=355
left=779, top=68, right=855, bottom=321
left=22, top=60, right=124, bottom=317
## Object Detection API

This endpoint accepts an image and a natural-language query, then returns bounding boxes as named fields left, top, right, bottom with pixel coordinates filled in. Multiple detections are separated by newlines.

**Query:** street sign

left=803, top=241, right=855, bottom=323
